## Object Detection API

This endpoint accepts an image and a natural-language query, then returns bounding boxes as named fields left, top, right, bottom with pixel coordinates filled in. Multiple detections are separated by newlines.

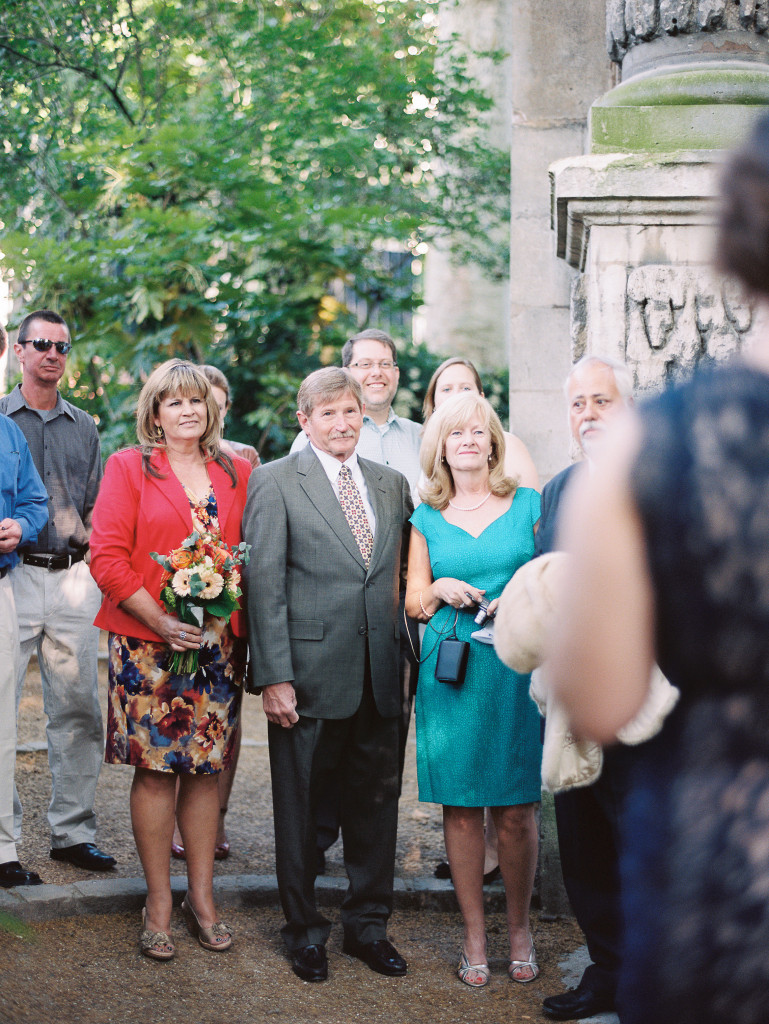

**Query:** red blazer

left=90, top=447, right=251, bottom=641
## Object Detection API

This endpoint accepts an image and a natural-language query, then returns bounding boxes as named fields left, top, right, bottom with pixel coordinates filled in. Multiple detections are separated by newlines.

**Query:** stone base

left=590, top=66, right=769, bottom=153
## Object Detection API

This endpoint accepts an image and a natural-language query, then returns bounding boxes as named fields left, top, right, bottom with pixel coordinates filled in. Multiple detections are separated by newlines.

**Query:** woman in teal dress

left=406, top=393, right=542, bottom=989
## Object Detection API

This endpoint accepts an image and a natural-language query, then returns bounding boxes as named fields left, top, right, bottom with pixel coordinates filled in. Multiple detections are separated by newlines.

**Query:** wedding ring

left=179, top=630, right=187, bottom=640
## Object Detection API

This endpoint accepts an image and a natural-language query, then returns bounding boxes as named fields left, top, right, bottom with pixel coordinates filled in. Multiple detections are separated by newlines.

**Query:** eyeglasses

left=19, top=338, right=72, bottom=355
left=349, top=360, right=396, bottom=371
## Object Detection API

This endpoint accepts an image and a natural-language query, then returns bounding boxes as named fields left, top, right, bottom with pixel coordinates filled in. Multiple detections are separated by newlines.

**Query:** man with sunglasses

left=0, top=310, right=115, bottom=873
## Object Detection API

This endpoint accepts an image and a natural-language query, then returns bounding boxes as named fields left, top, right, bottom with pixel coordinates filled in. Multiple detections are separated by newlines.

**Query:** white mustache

left=579, top=420, right=605, bottom=441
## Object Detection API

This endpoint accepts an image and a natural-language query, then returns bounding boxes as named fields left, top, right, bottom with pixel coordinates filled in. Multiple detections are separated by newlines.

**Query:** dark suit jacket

left=534, top=463, right=581, bottom=557
left=243, top=445, right=413, bottom=719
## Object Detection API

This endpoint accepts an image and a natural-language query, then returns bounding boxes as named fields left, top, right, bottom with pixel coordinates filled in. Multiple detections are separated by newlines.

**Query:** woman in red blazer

left=90, top=360, right=251, bottom=961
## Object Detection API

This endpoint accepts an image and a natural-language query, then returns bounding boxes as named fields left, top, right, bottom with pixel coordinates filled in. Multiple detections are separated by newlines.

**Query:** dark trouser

left=554, top=743, right=637, bottom=998
left=396, top=596, right=420, bottom=789
left=269, top=672, right=400, bottom=952
left=316, top=597, right=418, bottom=853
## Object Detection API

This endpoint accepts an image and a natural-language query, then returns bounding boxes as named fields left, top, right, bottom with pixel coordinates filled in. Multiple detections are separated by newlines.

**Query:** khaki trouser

left=12, top=560, right=103, bottom=848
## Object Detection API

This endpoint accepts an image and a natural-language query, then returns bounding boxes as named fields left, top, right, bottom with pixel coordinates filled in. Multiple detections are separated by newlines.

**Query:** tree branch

left=0, top=38, right=136, bottom=125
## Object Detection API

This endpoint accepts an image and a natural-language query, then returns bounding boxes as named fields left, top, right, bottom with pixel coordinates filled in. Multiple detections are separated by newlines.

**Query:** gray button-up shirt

left=0, top=384, right=102, bottom=555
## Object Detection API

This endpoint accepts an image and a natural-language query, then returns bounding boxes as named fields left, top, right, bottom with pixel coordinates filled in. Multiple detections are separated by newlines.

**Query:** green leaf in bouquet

left=203, top=592, right=238, bottom=619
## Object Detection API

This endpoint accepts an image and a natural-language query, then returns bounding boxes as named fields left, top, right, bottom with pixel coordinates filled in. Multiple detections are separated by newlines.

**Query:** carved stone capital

left=608, top=0, right=769, bottom=66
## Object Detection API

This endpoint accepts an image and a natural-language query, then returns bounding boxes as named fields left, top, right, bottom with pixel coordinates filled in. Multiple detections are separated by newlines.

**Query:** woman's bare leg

left=443, top=805, right=486, bottom=964
left=177, top=772, right=220, bottom=926
left=216, top=725, right=241, bottom=848
left=131, top=768, right=176, bottom=933
left=491, top=803, right=539, bottom=968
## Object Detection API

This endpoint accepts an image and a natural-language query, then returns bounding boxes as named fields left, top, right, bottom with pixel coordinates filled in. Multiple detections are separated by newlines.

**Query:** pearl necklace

left=448, top=491, right=492, bottom=512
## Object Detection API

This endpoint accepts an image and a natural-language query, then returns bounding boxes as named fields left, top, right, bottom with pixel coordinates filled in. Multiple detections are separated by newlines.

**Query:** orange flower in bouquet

left=150, top=530, right=250, bottom=675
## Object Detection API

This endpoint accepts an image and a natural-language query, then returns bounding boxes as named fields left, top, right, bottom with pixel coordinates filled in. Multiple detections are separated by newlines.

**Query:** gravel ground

left=1, top=646, right=587, bottom=1024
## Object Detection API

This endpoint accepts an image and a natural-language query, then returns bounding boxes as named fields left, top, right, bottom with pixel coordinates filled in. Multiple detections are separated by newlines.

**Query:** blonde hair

left=418, top=393, right=516, bottom=510
left=135, top=359, right=235, bottom=482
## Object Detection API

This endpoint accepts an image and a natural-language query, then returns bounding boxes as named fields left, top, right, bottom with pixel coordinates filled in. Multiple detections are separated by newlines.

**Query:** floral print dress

left=105, top=485, right=245, bottom=774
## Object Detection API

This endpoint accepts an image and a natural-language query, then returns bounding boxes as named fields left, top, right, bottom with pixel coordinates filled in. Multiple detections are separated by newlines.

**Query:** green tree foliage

left=0, top=0, right=509, bottom=457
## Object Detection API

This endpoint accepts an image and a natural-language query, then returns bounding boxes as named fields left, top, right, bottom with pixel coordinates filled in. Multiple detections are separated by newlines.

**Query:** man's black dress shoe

left=290, top=943, right=328, bottom=982
left=50, top=843, right=116, bottom=871
left=542, top=985, right=615, bottom=1020
left=342, top=937, right=407, bottom=977
left=0, top=860, right=44, bottom=888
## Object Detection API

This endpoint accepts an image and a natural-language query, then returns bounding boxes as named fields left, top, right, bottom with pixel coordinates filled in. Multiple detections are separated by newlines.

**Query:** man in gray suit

left=244, top=367, right=413, bottom=983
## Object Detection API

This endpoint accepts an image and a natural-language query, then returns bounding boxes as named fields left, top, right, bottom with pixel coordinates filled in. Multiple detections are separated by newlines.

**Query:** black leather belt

left=20, top=550, right=87, bottom=571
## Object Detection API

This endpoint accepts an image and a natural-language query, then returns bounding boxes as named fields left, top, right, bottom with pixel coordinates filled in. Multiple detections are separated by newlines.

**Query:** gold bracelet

left=419, top=591, right=433, bottom=619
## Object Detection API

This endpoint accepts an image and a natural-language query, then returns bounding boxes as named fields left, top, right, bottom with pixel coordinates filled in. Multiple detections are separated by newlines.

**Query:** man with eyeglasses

left=0, top=309, right=115, bottom=873
left=291, top=329, right=422, bottom=500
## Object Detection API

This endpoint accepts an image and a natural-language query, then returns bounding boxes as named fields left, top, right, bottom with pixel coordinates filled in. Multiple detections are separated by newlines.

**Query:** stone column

left=550, top=1, right=769, bottom=393
left=420, top=0, right=512, bottom=369
left=509, top=0, right=612, bottom=481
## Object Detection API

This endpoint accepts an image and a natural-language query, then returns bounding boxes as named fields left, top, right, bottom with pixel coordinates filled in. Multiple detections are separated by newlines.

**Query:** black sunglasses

left=19, top=338, right=72, bottom=355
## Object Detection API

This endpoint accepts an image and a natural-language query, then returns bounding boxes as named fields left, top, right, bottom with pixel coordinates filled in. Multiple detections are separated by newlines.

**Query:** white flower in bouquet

left=172, top=568, right=194, bottom=596
left=199, top=571, right=225, bottom=600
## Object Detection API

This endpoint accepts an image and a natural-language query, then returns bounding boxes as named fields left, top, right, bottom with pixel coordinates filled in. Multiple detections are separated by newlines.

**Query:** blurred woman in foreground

left=547, top=113, right=769, bottom=1024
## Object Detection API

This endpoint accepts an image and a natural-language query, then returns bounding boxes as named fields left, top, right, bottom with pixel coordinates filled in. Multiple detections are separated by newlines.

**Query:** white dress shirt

left=310, top=444, right=377, bottom=536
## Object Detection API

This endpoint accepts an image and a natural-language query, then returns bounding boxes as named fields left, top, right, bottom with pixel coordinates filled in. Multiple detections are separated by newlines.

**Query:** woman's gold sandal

left=139, top=907, right=175, bottom=961
left=181, top=893, right=233, bottom=951
left=508, top=944, right=539, bottom=983
left=458, top=950, right=490, bottom=988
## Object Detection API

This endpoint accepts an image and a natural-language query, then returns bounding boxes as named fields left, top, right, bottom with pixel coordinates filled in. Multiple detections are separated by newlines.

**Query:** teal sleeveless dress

left=411, top=487, right=543, bottom=807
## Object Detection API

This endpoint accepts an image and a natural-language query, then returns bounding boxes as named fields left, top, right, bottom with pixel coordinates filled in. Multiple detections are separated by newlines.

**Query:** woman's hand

left=431, top=578, right=486, bottom=610
left=155, top=613, right=204, bottom=652
left=118, top=588, right=203, bottom=649
left=405, top=526, right=486, bottom=619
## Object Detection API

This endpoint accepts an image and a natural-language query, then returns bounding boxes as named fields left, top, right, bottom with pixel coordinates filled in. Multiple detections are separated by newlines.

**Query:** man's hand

left=0, top=518, right=23, bottom=554
left=262, top=681, right=300, bottom=729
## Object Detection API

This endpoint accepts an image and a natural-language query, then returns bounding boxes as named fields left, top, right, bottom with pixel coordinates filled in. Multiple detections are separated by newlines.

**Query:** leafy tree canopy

left=0, top=0, right=509, bottom=457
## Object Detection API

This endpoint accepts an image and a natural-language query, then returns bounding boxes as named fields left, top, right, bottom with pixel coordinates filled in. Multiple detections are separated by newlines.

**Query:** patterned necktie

left=337, top=464, right=374, bottom=568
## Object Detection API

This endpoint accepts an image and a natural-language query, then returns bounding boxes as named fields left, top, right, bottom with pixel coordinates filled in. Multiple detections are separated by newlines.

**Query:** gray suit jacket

left=243, top=445, right=413, bottom=719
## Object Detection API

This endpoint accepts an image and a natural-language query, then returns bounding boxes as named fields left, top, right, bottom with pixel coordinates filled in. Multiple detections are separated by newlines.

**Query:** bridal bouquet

left=150, top=530, right=251, bottom=675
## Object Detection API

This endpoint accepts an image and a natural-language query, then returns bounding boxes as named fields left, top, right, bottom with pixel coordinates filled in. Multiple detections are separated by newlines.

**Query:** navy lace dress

left=622, top=362, right=769, bottom=1024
